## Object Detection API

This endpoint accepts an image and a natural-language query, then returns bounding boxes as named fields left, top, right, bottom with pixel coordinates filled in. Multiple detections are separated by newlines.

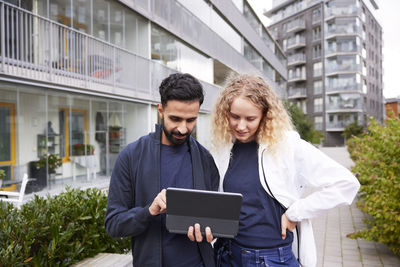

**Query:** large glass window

left=326, top=74, right=361, bottom=92
left=151, top=25, right=213, bottom=83
left=178, top=0, right=242, bottom=53
left=313, top=45, right=322, bottom=59
left=314, top=97, right=323, bottom=112
left=314, top=116, right=323, bottom=130
left=326, top=93, right=362, bottom=111
left=0, top=86, right=157, bottom=194
left=326, top=55, right=361, bottom=73
left=313, top=62, right=322, bottom=77
left=93, top=0, right=108, bottom=41
left=314, top=80, right=323, bottom=95
left=244, top=41, right=263, bottom=71
left=243, top=2, right=260, bottom=34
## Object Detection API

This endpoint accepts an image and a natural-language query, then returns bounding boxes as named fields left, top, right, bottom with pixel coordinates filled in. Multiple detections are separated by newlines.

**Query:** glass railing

left=286, top=36, right=306, bottom=49
left=326, top=24, right=361, bottom=36
left=287, top=19, right=306, bottom=32
left=325, top=62, right=361, bottom=74
left=326, top=43, right=361, bottom=54
left=326, top=83, right=362, bottom=93
left=326, top=100, right=362, bottom=111
left=326, top=120, right=352, bottom=129
left=288, top=72, right=306, bottom=81
left=288, top=53, right=306, bottom=64
left=326, top=5, right=360, bottom=18
left=288, top=87, right=307, bottom=98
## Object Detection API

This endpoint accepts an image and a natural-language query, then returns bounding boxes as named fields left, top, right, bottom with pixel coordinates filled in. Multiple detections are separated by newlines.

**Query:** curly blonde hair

left=212, top=74, right=293, bottom=151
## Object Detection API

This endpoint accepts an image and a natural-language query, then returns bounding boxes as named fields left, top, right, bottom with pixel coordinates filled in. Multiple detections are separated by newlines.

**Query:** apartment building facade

left=266, top=0, right=383, bottom=146
left=385, top=98, right=400, bottom=119
left=0, top=0, right=286, bottom=193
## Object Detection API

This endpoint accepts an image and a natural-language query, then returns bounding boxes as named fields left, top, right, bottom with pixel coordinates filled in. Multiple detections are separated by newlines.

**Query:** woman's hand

left=281, top=213, right=297, bottom=240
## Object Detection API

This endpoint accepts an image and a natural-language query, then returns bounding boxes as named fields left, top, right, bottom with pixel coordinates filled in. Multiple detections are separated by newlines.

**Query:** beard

left=161, top=118, right=190, bottom=145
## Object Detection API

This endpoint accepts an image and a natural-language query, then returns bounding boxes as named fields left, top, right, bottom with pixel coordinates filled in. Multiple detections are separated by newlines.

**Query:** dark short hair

left=159, top=73, right=204, bottom=106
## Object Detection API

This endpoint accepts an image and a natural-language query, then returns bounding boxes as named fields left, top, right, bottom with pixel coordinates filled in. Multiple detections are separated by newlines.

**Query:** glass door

left=0, top=103, right=16, bottom=182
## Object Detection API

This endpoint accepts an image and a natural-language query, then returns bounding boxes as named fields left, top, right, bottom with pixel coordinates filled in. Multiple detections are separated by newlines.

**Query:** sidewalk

left=314, top=147, right=400, bottom=267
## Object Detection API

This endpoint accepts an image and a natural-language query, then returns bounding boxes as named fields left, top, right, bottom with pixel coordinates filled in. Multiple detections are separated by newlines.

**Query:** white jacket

left=211, top=131, right=360, bottom=267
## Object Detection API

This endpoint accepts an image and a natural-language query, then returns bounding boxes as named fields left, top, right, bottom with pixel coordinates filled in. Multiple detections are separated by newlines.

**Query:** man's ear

left=157, top=103, right=163, bottom=118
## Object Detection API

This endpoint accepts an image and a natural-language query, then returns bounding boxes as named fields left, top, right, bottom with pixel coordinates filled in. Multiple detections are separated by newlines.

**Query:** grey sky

left=248, top=0, right=400, bottom=99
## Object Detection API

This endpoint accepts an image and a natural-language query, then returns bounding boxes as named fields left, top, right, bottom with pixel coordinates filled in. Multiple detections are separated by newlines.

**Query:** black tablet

left=166, top=187, right=243, bottom=238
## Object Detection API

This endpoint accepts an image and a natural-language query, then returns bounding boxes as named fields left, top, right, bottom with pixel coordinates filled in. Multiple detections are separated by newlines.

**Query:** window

left=313, top=62, right=322, bottom=77
left=314, top=98, right=323, bottom=112
left=0, top=103, right=16, bottom=181
left=313, top=44, right=321, bottom=59
left=314, top=80, right=323, bottom=95
left=312, top=8, right=321, bottom=23
left=59, top=109, right=88, bottom=161
left=314, top=116, right=323, bottom=130
left=312, top=27, right=321, bottom=41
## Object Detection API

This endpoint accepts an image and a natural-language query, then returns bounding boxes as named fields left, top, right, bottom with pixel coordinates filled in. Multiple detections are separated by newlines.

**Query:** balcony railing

left=287, top=53, right=306, bottom=65
left=326, top=44, right=361, bottom=55
left=326, top=101, right=362, bottom=111
left=287, top=19, right=306, bottom=33
left=326, top=120, right=356, bottom=130
left=325, top=5, right=360, bottom=18
left=326, top=24, right=361, bottom=37
left=325, top=63, right=361, bottom=74
left=326, top=83, right=362, bottom=93
left=286, top=36, right=306, bottom=50
left=0, top=1, right=220, bottom=112
left=288, top=87, right=307, bottom=98
left=288, top=72, right=306, bottom=82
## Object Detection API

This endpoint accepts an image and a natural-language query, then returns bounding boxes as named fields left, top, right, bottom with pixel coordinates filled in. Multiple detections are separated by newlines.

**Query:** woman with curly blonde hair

left=206, top=74, right=360, bottom=267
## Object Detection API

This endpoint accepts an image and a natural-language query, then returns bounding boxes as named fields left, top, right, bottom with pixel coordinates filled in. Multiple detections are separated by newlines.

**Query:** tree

left=342, top=121, right=364, bottom=140
left=285, top=102, right=324, bottom=144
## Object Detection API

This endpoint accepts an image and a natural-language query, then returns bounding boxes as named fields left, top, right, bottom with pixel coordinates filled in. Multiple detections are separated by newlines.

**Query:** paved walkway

left=314, top=147, right=400, bottom=267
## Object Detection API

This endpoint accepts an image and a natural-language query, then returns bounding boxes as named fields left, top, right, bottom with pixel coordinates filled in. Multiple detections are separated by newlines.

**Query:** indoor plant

left=0, top=169, right=5, bottom=187
left=36, top=154, right=62, bottom=173
left=72, top=144, right=95, bottom=156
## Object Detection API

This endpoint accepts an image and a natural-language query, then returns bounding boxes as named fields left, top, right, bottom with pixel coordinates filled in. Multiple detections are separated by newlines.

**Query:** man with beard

left=105, top=73, right=219, bottom=267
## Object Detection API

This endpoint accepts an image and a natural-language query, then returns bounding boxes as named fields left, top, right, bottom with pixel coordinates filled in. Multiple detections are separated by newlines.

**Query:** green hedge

left=347, top=117, right=400, bottom=255
left=0, top=187, right=130, bottom=266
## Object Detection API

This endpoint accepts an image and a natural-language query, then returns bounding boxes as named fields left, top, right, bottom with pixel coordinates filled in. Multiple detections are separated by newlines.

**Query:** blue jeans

left=215, top=239, right=299, bottom=267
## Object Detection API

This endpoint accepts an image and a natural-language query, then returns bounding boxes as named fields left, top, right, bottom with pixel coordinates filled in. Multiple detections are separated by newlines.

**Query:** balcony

left=325, top=5, right=360, bottom=20
left=326, top=44, right=361, bottom=57
left=286, top=36, right=306, bottom=50
left=288, top=87, right=307, bottom=99
left=326, top=101, right=362, bottom=112
left=326, top=83, right=362, bottom=94
left=0, top=1, right=220, bottom=112
left=325, top=63, right=361, bottom=75
left=287, top=53, right=306, bottom=66
left=288, top=72, right=306, bottom=83
left=287, top=19, right=306, bottom=33
left=326, top=24, right=362, bottom=39
left=326, top=120, right=357, bottom=131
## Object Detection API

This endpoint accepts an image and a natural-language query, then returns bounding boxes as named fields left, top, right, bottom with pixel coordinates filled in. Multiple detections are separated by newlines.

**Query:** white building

left=0, top=0, right=287, bottom=194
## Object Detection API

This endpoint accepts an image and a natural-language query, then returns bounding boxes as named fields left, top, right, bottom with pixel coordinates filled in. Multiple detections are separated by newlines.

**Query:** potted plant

left=72, top=144, right=95, bottom=156
left=0, top=169, right=5, bottom=187
left=36, top=154, right=62, bottom=174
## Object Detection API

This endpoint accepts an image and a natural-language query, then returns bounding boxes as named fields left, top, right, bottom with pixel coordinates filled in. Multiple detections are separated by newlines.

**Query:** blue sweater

left=105, top=124, right=219, bottom=267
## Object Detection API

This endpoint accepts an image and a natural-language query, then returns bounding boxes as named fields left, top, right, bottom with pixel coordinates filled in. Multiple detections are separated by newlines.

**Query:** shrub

left=0, top=188, right=130, bottom=266
left=342, top=121, right=364, bottom=140
left=347, top=117, right=400, bottom=255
